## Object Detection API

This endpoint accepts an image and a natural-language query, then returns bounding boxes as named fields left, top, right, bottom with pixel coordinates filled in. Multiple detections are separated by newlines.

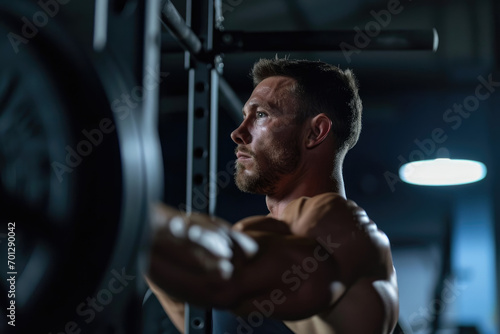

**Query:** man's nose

left=230, top=121, right=251, bottom=144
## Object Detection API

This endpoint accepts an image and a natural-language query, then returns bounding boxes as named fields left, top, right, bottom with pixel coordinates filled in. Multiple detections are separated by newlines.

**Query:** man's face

left=231, top=76, right=304, bottom=195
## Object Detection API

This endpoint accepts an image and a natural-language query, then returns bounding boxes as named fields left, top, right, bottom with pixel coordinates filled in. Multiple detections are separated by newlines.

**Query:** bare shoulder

left=284, top=193, right=385, bottom=240
left=284, top=192, right=394, bottom=282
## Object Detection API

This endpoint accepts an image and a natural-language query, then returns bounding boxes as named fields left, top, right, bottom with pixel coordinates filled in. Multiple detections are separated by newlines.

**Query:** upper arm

left=284, top=194, right=399, bottom=332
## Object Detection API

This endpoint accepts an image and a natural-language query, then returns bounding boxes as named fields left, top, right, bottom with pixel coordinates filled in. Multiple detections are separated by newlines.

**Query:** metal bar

left=430, top=212, right=452, bottom=333
left=490, top=3, right=499, bottom=331
left=184, top=0, right=215, bottom=332
left=160, top=0, right=202, bottom=55
left=209, top=69, right=219, bottom=215
left=93, top=0, right=109, bottom=51
left=219, top=75, right=243, bottom=124
left=185, top=68, right=195, bottom=214
left=214, top=0, right=224, bottom=30
left=215, top=29, right=439, bottom=53
left=492, top=103, right=500, bottom=334
left=185, top=54, right=212, bottom=334
left=162, top=29, right=439, bottom=54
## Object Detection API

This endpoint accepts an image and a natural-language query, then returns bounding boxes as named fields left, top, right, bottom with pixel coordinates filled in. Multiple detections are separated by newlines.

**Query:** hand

left=147, top=203, right=259, bottom=303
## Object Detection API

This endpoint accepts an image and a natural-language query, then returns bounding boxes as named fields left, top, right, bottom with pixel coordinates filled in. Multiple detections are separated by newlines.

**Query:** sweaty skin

left=146, top=76, right=399, bottom=333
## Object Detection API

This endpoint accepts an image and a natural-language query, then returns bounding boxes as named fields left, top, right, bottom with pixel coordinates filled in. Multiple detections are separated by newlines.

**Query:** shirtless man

left=147, top=58, right=399, bottom=333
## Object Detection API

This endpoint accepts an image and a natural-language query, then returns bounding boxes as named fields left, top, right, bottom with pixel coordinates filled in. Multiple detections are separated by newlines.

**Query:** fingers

left=151, top=222, right=234, bottom=279
left=227, top=229, right=259, bottom=258
left=149, top=203, right=261, bottom=283
left=151, top=203, right=259, bottom=260
left=188, top=213, right=259, bottom=259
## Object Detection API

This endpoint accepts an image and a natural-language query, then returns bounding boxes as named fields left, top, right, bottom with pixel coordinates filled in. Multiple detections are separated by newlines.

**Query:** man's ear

left=305, top=113, right=332, bottom=149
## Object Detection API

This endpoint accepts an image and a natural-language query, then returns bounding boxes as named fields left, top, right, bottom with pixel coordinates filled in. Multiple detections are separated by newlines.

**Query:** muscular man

left=147, top=58, right=399, bottom=333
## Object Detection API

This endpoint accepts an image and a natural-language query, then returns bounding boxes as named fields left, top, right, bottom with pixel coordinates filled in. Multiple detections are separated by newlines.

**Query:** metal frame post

left=185, top=0, right=217, bottom=333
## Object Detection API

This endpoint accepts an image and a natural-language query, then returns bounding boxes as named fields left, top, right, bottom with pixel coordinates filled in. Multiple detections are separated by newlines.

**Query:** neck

left=266, top=163, right=345, bottom=218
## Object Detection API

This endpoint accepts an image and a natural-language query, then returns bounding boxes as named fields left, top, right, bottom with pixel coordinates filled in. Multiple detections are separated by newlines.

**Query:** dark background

left=158, top=1, right=499, bottom=333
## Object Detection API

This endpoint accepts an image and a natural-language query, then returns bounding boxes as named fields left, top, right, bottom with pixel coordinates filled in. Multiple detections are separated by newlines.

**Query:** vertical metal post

left=185, top=0, right=217, bottom=333
left=492, top=3, right=500, bottom=332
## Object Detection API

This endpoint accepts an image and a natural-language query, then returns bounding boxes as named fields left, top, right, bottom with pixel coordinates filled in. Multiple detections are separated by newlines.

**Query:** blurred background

left=0, top=0, right=497, bottom=333
left=159, top=0, right=499, bottom=333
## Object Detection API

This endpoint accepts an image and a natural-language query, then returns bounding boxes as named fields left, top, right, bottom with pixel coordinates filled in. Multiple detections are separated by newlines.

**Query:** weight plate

left=0, top=5, right=123, bottom=332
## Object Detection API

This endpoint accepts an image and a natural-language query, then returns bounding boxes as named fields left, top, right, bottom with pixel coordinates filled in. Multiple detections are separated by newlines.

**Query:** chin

left=236, top=178, right=275, bottom=196
left=235, top=175, right=257, bottom=194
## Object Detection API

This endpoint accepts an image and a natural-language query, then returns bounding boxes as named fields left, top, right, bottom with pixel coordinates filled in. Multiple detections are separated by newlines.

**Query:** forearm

left=148, top=231, right=338, bottom=317
left=226, top=234, right=340, bottom=319
left=145, top=276, right=185, bottom=333
left=147, top=205, right=343, bottom=319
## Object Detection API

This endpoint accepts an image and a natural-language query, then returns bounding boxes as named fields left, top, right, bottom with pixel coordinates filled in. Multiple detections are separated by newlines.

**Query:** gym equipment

left=0, top=0, right=163, bottom=332
left=0, top=0, right=437, bottom=332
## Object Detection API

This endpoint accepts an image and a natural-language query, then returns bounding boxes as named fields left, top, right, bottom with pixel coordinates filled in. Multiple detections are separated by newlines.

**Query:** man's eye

left=256, top=112, right=267, bottom=118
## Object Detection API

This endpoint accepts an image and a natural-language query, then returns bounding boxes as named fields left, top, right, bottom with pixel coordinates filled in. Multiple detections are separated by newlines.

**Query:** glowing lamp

left=399, top=158, right=487, bottom=186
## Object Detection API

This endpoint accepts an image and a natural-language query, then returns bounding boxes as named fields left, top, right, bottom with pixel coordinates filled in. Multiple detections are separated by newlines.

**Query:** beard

left=234, top=137, right=300, bottom=195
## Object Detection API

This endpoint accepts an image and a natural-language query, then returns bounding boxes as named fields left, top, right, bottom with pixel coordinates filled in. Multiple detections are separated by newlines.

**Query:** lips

left=237, top=152, right=252, bottom=159
left=235, top=148, right=252, bottom=160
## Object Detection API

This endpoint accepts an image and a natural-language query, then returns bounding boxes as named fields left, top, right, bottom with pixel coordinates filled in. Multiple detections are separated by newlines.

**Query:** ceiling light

left=399, top=158, right=487, bottom=186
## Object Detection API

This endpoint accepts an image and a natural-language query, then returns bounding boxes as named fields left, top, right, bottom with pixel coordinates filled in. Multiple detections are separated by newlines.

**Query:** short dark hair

left=251, top=57, right=362, bottom=152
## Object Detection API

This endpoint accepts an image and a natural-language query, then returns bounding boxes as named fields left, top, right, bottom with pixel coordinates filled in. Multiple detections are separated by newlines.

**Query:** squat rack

left=159, top=1, right=438, bottom=333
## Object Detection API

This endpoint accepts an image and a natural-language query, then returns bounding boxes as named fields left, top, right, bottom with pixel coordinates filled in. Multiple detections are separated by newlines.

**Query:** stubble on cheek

left=233, top=119, right=302, bottom=194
